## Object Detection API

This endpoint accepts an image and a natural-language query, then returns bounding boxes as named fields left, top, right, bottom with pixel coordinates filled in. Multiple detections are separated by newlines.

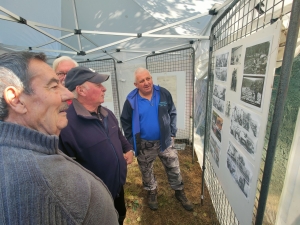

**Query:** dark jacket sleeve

left=120, top=100, right=134, bottom=145
left=107, top=109, right=133, bottom=153
left=167, top=90, right=177, bottom=137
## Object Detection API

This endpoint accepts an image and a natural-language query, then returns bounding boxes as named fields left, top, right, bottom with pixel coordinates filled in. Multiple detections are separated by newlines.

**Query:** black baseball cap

left=65, top=66, right=109, bottom=91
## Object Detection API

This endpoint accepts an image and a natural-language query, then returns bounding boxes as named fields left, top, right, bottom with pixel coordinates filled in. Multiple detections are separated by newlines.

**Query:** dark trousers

left=114, top=186, right=126, bottom=225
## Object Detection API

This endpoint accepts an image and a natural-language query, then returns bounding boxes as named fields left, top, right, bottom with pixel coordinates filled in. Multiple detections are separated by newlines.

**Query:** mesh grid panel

left=204, top=0, right=295, bottom=224
left=146, top=47, right=195, bottom=147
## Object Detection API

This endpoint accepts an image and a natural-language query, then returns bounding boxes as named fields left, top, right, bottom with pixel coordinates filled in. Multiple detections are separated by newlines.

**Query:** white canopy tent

left=1, top=0, right=300, bottom=224
left=0, top=0, right=229, bottom=63
left=0, top=0, right=231, bottom=113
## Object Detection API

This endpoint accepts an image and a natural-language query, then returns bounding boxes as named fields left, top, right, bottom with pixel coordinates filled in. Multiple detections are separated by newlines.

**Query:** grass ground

left=124, top=146, right=219, bottom=225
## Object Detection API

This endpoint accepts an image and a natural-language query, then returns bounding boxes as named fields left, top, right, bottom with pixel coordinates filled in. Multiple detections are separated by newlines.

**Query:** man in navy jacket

left=121, top=67, right=193, bottom=211
left=59, top=66, right=134, bottom=225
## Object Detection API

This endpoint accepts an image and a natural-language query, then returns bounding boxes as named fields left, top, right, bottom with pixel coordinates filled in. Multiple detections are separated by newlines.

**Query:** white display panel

left=209, top=21, right=281, bottom=225
left=152, top=71, right=187, bottom=131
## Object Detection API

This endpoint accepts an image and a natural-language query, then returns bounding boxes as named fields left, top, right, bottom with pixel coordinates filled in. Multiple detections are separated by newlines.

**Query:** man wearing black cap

left=59, top=66, right=134, bottom=225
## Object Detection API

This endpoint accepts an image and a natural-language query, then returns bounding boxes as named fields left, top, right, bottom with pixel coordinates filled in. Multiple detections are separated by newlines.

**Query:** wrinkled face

left=134, top=70, right=153, bottom=96
left=21, top=59, right=74, bottom=135
left=82, top=81, right=106, bottom=106
left=55, top=60, right=77, bottom=85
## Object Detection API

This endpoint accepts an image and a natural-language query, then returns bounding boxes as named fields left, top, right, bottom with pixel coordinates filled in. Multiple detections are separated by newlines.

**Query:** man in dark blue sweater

left=59, top=66, right=134, bottom=225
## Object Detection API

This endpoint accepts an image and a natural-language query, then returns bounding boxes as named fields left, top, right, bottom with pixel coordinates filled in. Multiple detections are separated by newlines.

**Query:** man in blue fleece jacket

left=121, top=67, right=193, bottom=211
left=0, top=52, right=118, bottom=225
left=59, top=66, right=134, bottom=225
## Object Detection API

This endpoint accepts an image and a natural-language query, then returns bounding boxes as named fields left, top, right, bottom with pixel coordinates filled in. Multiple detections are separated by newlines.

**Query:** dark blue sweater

left=59, top=99, right=133, bottom=199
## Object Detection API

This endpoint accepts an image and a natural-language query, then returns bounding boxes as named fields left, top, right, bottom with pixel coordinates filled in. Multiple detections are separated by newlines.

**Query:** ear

left=75, top=85, right=86, bottom=97
left=134, top=82, right=138, bottom=88
left=3, top=86, right=27, bottom=114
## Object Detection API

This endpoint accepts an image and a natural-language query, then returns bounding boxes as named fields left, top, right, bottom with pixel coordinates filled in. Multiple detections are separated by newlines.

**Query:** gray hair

left=52, top=56, right=78, bottom=71
left=0, top=67, right=24, bottom=120
left=0, top=51, right=47, bottom=120
left=134, top=67, right=151, bottom=82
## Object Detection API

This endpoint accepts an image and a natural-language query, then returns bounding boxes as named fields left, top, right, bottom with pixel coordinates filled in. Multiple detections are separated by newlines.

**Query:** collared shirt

left=137, top=91, right=160, bottom=141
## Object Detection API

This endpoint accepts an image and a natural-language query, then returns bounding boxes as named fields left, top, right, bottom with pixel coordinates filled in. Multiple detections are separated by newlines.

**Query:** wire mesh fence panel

left=78, top=58, right=121, bottom=123
left=203, top=0, right=296, bottom=224
left=146, top=47, right=195, bottom=150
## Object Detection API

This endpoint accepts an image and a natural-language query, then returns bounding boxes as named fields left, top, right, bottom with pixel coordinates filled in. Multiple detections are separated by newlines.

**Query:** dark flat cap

left=65, top=66, right=109, bottom=91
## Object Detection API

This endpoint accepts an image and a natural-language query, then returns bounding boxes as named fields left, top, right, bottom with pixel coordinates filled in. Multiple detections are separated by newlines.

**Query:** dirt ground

left=124, top=146, right=220, bottom=225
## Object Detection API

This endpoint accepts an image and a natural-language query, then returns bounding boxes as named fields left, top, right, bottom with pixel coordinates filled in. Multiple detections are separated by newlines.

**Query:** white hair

left=52, top=56, right=78, bottom=71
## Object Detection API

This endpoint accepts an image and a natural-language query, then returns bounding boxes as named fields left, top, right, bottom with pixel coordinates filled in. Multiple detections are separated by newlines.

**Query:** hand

left=124, top=150, right=134, bottom=165
left=171, top=137, right=175, bottom=148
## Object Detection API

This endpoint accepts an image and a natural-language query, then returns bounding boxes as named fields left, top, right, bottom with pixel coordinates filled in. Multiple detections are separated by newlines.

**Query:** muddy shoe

left=148, top=189, right=158, bottom=210
left=175, top=190, right=193, bottom=211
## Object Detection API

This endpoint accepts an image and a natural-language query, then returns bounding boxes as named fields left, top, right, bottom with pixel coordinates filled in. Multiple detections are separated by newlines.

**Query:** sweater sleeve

left=37, top=152, right=119, bottom=225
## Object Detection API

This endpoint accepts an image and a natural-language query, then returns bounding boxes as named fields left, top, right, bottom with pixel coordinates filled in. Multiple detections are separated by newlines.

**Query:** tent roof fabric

left=0, top=0, right=227, bottom=62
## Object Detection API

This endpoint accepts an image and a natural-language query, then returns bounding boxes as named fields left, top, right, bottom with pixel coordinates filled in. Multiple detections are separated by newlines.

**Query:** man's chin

left=57, top=119, right=69, bottom=133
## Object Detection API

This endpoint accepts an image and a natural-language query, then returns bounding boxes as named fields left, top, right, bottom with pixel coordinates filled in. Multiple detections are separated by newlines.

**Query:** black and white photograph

left=231, top=45, right=242, bottom=65
left=211, top=110, right=223, bottom=142
left=225, top=101, right=231, bottom=118
left=213, top=96, right=225, bottom=113
left=230, top=103, right=260, bottom=156
left=241, top=76, right=265, bottom=108
left=210, top=134, right=220, bottom=167
left=230, top=67, right=238, bottom=92
left=215, top=67, right=228, bottom=82
left=215, top=52, right=229, bottom=67
left=227, top=141, right=253, bottom=198
left=243, top=41, right=270, bottom=75
left=213, top=83, right=226, bottom=113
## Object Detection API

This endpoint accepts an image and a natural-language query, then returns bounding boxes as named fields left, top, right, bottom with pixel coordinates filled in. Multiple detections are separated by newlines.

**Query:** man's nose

left=61, top=86, right=74, bottom=101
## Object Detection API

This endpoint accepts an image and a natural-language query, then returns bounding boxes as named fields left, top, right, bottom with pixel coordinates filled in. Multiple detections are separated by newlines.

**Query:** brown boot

left=175, top=190, right=193, bottom=211
left=147, top=189, right=158, bottom=210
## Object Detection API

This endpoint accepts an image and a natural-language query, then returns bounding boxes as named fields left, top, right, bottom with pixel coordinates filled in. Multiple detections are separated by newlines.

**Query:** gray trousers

left=137, top=139, right=184, bottom=191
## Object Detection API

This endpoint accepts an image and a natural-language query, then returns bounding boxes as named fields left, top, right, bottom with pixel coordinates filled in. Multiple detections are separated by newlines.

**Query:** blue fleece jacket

left=121, top=85, right=177, bottom=155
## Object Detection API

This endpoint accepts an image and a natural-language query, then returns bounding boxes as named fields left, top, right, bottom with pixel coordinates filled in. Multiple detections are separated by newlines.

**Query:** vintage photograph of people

left=243, top=41, right=270, bottom=75
left=210, top=134, right=221, bottom=167
left=213, top=83, right=226, bottom=114
left=211, top=110, right=223, bottom=143
left=227, top=141, right=253, bottom=198
left=230, top=103, right=260, bottom=157
left=230, top=45, right=242, bottom=66
left=241, top=76, right=265, bottom=108
left=215, top=52, right=229, bottom=82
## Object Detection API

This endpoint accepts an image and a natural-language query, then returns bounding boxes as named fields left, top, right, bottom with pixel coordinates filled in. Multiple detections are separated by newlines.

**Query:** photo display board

left=209, top=21, right=281, bottom=225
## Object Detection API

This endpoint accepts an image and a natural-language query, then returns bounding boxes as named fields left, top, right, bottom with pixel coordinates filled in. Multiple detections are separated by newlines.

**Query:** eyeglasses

left=56, top=72, right=68, bottom=77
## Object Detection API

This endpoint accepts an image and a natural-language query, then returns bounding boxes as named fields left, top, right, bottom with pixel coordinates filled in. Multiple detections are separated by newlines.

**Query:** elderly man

left=121, top=67, right=193, bottom=211
left=0, top=52, right=118, bottom=225
left=53, top=56, right=78, bottom=85
left=59, top=66, right=134, bottom=225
